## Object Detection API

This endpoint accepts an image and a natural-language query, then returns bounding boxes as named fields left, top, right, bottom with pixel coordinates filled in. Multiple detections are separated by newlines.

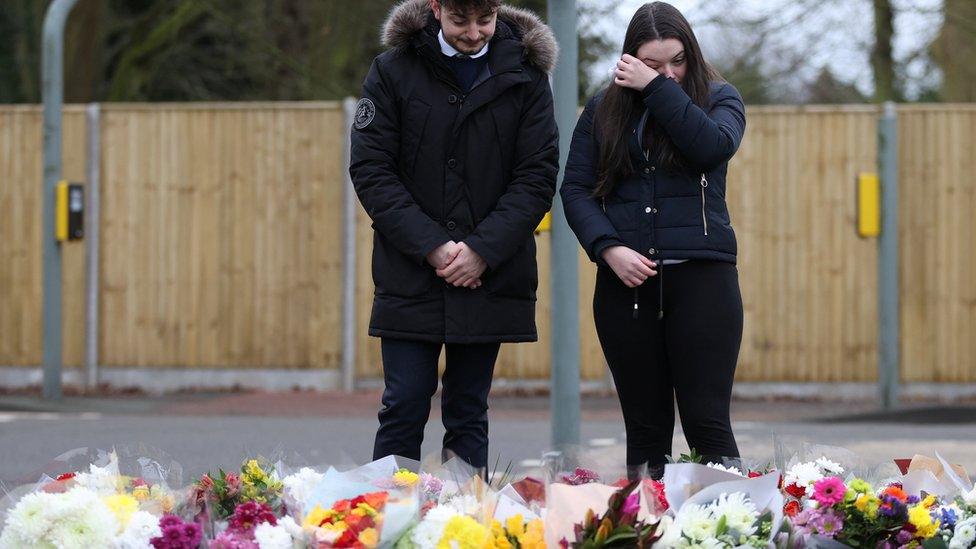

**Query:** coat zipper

left=700, top=173, right=709, bottom=236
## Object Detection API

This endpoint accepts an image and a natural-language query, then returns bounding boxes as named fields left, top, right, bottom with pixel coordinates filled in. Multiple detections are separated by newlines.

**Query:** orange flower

left=362, top=491, right=388, bottom=510
left=882, top=486, right=908, bottom=502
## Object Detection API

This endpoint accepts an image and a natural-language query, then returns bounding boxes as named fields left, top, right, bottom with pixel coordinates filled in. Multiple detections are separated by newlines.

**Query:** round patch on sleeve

left=354, top=98, right=376, bottom=130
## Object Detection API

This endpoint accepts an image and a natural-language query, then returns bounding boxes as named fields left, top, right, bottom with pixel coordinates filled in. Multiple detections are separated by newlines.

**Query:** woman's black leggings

left=593, top=259, right=743, bottom=470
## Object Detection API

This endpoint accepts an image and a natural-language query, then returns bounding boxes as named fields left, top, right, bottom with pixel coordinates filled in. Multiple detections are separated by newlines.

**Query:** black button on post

left=448, top=94, right=458, bottom=104
left=447, top=158, right=457, bottom=169
left=447, top=220, right=457, bottom=230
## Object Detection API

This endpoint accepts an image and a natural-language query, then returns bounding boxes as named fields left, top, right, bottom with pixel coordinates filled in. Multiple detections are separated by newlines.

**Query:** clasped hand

left=427, top=241, right=487, bottom=289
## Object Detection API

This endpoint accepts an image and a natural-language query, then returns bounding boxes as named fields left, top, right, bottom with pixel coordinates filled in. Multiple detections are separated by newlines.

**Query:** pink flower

left=622, top=491, right=640, bottom=515
left=225, top=473, right=241, bottom=497
left=813, top=476, right=846, bottom=507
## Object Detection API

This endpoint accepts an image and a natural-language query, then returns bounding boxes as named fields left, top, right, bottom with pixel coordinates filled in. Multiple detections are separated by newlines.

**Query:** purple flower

left=150, top=516, right=202, bottom=549
left=895, top=529, right=914, bottom=544
left=811, top=508, right=844, bottom=538
left=906, top=495, right=920, bottom=505
left=878, top=495, right=908, bottom=521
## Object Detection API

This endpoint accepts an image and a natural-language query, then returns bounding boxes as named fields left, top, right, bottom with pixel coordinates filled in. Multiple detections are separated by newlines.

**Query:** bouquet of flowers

left=785, top=477, right=945, bottom=548
left=781, top=456, right=847, bottom=517
left=556, top=480, right=662, bottom=548
left=0, top=485, right=165, bottom=548
left=303, top=491, right=388, bottom=547
left=194, top=458, right=285, bottom=522
left=655, top=471, right=782, bottom=548
left=300, top=457, right=419, bottom=547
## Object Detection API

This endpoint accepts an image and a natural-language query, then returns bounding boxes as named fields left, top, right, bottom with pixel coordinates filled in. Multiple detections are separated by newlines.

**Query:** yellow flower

left=103, top=494, right=139, bottom=529
left=321, top=520, right=348, bottom=532
left=393, top=469, right=420, bottom=488
left=131, top=485, right=150, bottom=502
left=519, top=519, right=545, bottom=549
left=304, top=505, right=330, bottom=528
left=505, top=515, right=526, bottom=538
left=437, top=515, right=492, bottom=549
left=921, top=495, right=937, bottom=509
left=908, top=505, right=939, bottom=538
left=855, top=494, right=880, bottom=519
left=245, top=459, right=268, bottom=481
left=358, top=527, right=380, bottom=547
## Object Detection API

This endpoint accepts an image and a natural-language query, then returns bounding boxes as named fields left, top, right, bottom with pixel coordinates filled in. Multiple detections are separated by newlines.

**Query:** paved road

left=1, top=392, right=975, bottom=487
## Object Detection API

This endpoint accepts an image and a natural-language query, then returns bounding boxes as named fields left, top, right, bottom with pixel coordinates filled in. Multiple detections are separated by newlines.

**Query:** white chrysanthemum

left=950, top=518, right=976, bottom=549
left=654, top=515, right=682, bottom=548
left=710, top=492, right=758, bottom=537
left=282, top=468, right=325, bottom=509
left=3, top=491, right=57, bottom=543
left=113, top=510, right=161, bottom=549
left=785, top=461, right=823, bottom=488
left=705, top=463, right=744, bottom=476
left=814, top=457, right=845, bottom=475
left=411, top=505, right=459, bottom=547
left=46, top=503, right=118, bottom=548
left=675, top=503, right=717, bottom=541
left=255, top=521, right=295, bottom=549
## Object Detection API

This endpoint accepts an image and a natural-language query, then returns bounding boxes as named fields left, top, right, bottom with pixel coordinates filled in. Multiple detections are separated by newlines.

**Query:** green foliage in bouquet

left=562, top=481, right=662, bottom=548
left=666, top=448, right=704, bottom=464
left=193, top=458, right=283, bottom=520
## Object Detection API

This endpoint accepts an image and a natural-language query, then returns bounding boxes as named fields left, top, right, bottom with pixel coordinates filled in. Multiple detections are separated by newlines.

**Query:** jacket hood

left=380, top=0, right=558, bottom=74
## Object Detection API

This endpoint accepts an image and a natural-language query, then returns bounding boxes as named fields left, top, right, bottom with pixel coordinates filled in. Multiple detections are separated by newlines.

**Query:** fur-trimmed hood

left=381, top=0, right=558, bottom=74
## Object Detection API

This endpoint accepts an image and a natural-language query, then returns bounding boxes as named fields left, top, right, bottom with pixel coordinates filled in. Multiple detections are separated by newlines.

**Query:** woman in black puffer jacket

left=560, top=1, right=747, bottom=478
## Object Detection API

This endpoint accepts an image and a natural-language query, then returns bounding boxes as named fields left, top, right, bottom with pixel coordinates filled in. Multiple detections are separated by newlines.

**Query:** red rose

left=748, top=471, right=762, bottom=478
left=55, top=472, right=76, bottom=482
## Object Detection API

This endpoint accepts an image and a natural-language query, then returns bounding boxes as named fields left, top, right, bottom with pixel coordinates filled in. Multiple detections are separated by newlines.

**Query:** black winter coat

left=350, top=0, right=559, bottom=343
left=560, top=77, right=746, bottom=265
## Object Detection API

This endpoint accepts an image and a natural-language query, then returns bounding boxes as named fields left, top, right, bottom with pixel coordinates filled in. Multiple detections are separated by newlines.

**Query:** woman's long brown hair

left=593, top=2, right=721, bottom=197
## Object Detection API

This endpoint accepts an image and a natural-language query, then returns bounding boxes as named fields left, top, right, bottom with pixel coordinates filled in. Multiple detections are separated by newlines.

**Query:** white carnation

left=282, top=467, right=325, bottom=509
left=411, top=505, right=458, bottom=547
left=255, top=521, right=295, bottom=549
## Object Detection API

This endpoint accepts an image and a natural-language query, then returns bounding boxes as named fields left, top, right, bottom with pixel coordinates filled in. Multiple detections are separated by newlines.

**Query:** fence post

left=84, top=103, right=101, bottom=390
left=878, top=101, right=899, bottom=409
left=342, top=98, right=358, bottom=392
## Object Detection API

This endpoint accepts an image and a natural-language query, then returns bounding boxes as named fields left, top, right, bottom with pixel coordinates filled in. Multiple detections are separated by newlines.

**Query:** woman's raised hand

left=601, top=245, right=657, bottom=288
left=613, top=54, right=660, bottom=91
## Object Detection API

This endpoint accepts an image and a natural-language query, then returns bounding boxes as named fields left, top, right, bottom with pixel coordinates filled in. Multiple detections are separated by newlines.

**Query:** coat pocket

left=485, top=239, right=538, bottom=300
left=371, top=232, right=434, bottom=298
